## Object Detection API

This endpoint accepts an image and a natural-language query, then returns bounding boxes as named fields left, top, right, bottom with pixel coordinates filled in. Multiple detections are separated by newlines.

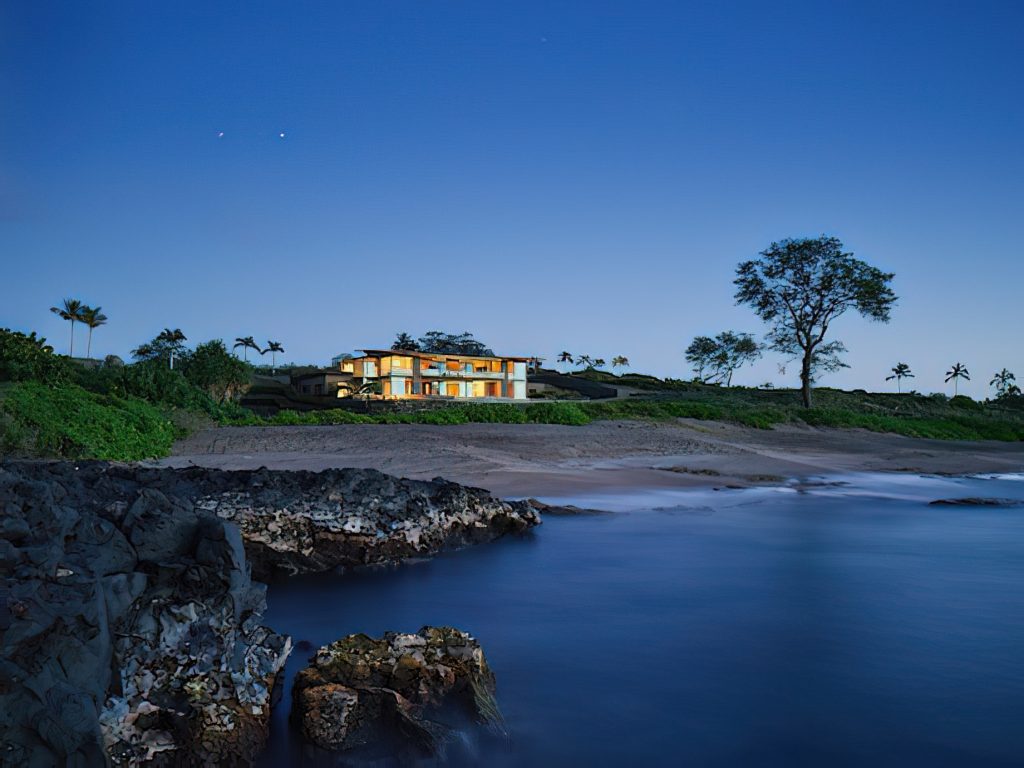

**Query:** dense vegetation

left=211, top=382, right=1024, bottom=441
left=0, top=328, right=251, bottom=460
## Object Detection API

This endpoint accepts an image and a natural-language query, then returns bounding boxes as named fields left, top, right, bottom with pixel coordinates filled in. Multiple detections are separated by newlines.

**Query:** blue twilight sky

left=2, top=1, right=1022, bottom=397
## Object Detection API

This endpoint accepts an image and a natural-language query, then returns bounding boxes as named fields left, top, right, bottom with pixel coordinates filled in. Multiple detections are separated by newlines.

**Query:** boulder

left=291, top=627, right=502, bottom=755
left=0, top=462, right=289, bottom=767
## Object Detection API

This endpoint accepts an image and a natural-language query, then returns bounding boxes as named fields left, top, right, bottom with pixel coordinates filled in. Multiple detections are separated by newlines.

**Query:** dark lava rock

left=929, top=497, right=1024, bottom=507
left=525, top=498, right=611, bottom=516
left=0, top=461, right=538, bottom=765
left=0, top=462, right=291, bottom=767
left=291, top=627, right=502, bottom=755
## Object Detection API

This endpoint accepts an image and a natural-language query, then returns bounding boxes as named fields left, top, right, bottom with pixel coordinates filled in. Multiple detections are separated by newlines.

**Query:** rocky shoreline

left=0, top=461, right=540, bottom=765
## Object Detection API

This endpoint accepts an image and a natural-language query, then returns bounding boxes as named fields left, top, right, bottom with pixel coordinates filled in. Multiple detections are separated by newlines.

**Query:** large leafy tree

left=685, top=332, right=760, bottom=385
left=391, top=332, right=420, bottom=351
left=735, top=236, right=896, bottom=407
left=684, top=336, right=720, bottom=382
left=49, top=298, right=85, bottom=356
left=885, top=362, right=914, bottom=393
left=417, top=331, right=493, bottom=356
left=80, top=306, right=108, bottom=359
left=184, top=340, right=251, bottom=402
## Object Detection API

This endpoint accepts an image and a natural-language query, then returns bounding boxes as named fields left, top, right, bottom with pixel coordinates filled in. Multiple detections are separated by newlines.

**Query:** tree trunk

left=800, top=351, right=813, bottom=408
left=69, top=320, right=75, bottom=358
left=87, top=328, right=93, bottom=359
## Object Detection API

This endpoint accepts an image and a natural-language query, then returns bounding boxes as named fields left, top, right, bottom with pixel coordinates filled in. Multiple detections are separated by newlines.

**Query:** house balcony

left=419, top=368, right=505, bottom=379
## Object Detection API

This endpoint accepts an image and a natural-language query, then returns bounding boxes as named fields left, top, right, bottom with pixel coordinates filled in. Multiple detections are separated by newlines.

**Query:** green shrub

left=458, top=403, right=528, bottom=424
left=0, top=329, right=72, bottom=384
left=524, top=402, right=591, bottom=425
left=1, top=381, right=176, bottom=460
left=310, top=409, right=375, bottom=425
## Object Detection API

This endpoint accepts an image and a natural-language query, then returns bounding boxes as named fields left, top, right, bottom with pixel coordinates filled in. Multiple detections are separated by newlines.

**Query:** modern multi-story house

left=338, top=349, right=530, bottom=400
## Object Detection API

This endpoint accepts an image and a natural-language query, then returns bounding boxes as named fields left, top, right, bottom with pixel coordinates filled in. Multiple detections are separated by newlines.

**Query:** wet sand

left=158, top=419, right=1024, bottom=497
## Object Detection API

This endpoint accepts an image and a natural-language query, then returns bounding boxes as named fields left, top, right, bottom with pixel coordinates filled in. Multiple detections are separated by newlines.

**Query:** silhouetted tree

left=990, top=368, right=1020, bottom=399
left=262, top=340, right=285, bottom=373
left=735, top=236, right=896, bottom=407
left=80, top=306, right=108, bottom=359
left=611, top=356, right=629, bottom=369
left=945, top=362, right=970, bottom=397
left=49, top=298, right=85, bottom=356
left=885, top=362, right=914, bottom=393
left=233, top=336, right=259, bottom=362
left=685, top=332, right=760, bottom=385
left=392, top=332, right=420, bottom=351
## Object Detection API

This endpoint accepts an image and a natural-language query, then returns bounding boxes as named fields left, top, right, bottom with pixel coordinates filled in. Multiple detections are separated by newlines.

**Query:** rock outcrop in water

left=0, top=461, right=536, bottom=765
left=929, top=497, right=1024, bottom=507
left=0, top=462, right=290, bottom=767
left=292, top=626, right=502, bottom=755
left=189, top=467, right=541, bottom=579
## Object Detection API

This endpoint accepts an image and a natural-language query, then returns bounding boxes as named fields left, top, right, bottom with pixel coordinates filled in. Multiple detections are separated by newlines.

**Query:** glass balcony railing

left=419, top=368, right=504, bottom=379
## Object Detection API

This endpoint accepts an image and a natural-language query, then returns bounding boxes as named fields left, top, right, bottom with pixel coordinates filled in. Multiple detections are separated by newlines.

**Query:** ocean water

left=258, top=473, right=1024, bottom=767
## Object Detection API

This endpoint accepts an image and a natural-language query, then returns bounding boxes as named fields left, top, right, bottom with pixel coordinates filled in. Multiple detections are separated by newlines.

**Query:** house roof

left=356, top=349, right=532, bottom=362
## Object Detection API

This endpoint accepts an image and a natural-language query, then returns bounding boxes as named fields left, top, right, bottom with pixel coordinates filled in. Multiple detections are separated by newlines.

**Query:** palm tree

left=156, top=328, right=187, bottom=369
left=79, top=306, right=108, bottom=359
left=233, top=336, right=258, bottom=362
left=263, top=340, right=285, bottom=373
left=49, top=298, right=85, bottom=356
left=885, top=362, right=914, bottom=393
left=557, top=351, right=574, bottom=366
left=576, top=354, right=594, bottom=370
left=945, top=362, right=970, bottom=397
left=611, top=356, right=629, bottom=370
left=990, top=368, right=1020, bottom=399
left=593, top=358, right=606, bottom=369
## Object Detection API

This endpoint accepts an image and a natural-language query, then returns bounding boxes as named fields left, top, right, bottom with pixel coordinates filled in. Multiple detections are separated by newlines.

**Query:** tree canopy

left=417, top=331, right=494, bottom=356
left=685, top=331, right=760, bottom=386
left=734, top=236, right=896, bottom=407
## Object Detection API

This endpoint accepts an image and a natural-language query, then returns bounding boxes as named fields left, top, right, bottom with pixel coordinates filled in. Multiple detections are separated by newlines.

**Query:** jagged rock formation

left=0, top=462, right=290, bottom=767
left=189, top=466, right=541, bottom=579
left=292, top=627, right=502, bottom=755
left=0, top=461, right=538, bottom=765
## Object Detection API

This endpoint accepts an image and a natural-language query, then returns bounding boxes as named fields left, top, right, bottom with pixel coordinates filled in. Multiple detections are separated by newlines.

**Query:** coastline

left=158, top=419, right=1024, bottom=498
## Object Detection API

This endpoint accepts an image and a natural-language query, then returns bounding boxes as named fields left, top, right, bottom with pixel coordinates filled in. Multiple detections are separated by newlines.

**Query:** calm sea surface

left=258, top=473, right=1024, bottom=767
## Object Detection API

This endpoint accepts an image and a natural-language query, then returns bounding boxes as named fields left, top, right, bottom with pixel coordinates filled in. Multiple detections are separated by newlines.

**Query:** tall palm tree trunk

left=69, top=320, right=75, bottom=357
left=87, top=328, right=93, bottom=359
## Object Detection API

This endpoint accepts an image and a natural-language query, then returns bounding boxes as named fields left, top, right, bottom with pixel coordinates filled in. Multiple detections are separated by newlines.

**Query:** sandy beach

left=159, top=419, right=1024, bottom=497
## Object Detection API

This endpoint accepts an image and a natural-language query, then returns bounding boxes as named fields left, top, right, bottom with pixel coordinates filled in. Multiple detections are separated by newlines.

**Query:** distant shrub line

left=216, top=398, right=1024, bottom=442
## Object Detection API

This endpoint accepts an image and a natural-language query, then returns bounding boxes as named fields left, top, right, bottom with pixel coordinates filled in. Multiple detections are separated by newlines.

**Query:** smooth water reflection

left=258, top=473, right=1024, bottom=767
